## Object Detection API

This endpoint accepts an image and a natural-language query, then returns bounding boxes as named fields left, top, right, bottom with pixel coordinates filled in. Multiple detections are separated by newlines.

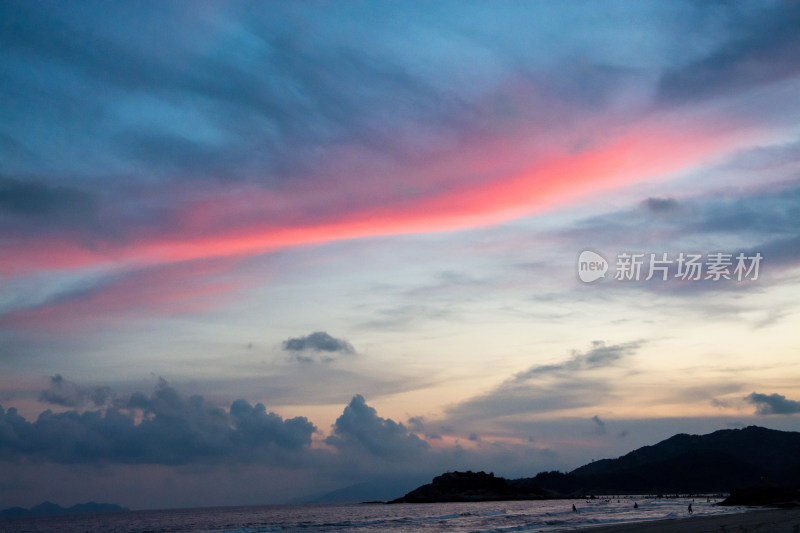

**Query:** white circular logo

left=578, top=250, right=608, bottom=283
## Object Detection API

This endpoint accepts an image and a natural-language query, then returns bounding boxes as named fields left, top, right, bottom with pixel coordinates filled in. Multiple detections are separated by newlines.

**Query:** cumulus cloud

left=2, top=379, right=316, bottom=465
left=406, top=416, right=426, bottom=434
left=406, top=416, right=443, bottom=440
left=282, top=331, right=355, bottom=360
left=745, top=392, right=800, bottom=415
left=325, top=395, right=429, bottom=459
left=39, top=374, right=111, bottom=408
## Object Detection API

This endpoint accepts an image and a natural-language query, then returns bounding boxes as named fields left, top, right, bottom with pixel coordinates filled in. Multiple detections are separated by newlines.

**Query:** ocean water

left=0, top=497, right=748, bottom=533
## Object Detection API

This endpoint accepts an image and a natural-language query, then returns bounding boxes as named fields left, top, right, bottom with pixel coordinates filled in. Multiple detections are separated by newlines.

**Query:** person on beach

left=634, top=502, right=638, bottom=509
left=688, top=503, right=693, bottom=514
left=573, top=504, right=577, bottom=513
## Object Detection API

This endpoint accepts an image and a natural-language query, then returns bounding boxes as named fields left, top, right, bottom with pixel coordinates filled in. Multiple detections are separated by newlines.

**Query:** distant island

left=389, top=470, right=561, bottom=503
left=391, top=426, right=800, bottom=505
left=0, top=501, right=129, bottom=519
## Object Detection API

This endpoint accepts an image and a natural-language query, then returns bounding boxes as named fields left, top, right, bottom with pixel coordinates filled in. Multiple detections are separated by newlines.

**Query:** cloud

left=592, top=415, right=606, bottom=435
left=511, top=341, right=640, bottom=382
left=0, top=1, right=798, bottom=510
left=569, top=172, right=800, bottom=247
left=282, top=332, right=356, bottom=363
left=0, top=176, right=96, bottom=221
left=325, top=395, right=429, bottom=459
left=446, top=341, right=642, bottom=421
left=552, top=178, right=800, bottom=306
left=282, top=331, right=355, bottom=354
left=0, top=258, right=245, bottom=331
left=643, top=197, right=680, bottom=214
left=1, top=379, right=316, bottom=465
left=406, top=416, right=443, bottom=440
left=711, top=398, right=731, bottom=409
left=39, top=374, right=111, bottom=408
left=656, top=3, right=800, bottom=105
left=3, top=1, right=784, bottom=281
left=745, top=392, right=800, bottom=415
left=229, top=399, right=318, bottom=450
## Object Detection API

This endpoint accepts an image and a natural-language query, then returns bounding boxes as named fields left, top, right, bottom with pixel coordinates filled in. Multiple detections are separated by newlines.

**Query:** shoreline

left=572, top=507, right=800, bottom=532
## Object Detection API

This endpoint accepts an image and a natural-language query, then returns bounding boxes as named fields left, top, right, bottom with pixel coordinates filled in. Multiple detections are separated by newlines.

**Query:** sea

left=0, top=497, right=749, bottom=533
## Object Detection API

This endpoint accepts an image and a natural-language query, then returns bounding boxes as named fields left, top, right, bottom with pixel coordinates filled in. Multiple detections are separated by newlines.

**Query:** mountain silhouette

left=0, top=501, right=129, bottom=518
left=391, top=426, right=800, bottom=503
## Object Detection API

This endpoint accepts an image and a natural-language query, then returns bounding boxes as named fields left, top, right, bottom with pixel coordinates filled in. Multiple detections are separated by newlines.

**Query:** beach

left=580, top=507, right=800, bottom=533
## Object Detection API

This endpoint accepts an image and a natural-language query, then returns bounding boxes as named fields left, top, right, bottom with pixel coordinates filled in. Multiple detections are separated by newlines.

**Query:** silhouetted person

left=688, top=503, right=693, bottom=514
left=572, top=504, right=577, bottom=513
left=634, top=502, right=638, bottom=509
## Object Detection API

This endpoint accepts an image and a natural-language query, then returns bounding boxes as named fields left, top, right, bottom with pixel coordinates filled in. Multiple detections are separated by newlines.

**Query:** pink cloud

left=0, top=84, right=765, bottom=291
left=0, top=258, right=245, bottom=332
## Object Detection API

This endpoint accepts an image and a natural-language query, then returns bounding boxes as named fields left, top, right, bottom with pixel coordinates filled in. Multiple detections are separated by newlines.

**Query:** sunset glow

left=1, top=0, right=799, bottom=511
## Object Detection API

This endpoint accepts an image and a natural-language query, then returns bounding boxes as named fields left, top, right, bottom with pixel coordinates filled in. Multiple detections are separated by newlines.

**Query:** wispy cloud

left=3, top=2, right=795, bottom=280
left=1, top=0, right=800, bottom=509
left=0, top=258, right=245, bottom=331
left=446, top=341, right=642, bottom=421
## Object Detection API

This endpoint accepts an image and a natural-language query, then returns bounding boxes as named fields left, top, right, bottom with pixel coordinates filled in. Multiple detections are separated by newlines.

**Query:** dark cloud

left=1, top=379, right=316, bottom=465
left=558, top=180, right=800, bottom=305
left=711, top=398, right=731, bottom=409
left=39, top=374, right=110, bottom=408
left=0, top=1, right=475, bottom=186
left=643, top=197, right=680, bottom=214
left=447, top=341, right=642, bottom=421
left=592, top=415, right=606, bottom=435
left=325, top=395, right=429, bottom=459
left=229, top=399, right=317, bottom=450
left=745, top=392, right=800, bottom=415
left=512, top=341, right=639, bottom=382
left=0, top=177, right=98, bottom=234
left=657, top=3, right=800, bottom=104
left=282, top=331, right=355, bottom=357
left=406, top=416, right=426, bottom=434
left=570, top=179, right=800, bottom=249
left=0, top=177, right=93, bottom=217
left=751, top=235, right=800, bottom=268
left=690, top=186, right=800, bottom=236
left=406, top=417, right=443, bottom=440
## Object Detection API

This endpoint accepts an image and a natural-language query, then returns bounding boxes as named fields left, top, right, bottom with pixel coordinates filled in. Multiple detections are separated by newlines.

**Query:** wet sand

left=578, top=507, right=800, bottom=533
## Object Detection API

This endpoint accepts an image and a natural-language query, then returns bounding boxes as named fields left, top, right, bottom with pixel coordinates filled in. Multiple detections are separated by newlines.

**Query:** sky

left=1, top=0, right=800, bottom=510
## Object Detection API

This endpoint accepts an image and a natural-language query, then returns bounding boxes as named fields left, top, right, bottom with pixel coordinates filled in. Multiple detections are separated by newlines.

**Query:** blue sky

left=1, top=0, right=799, bottom=509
